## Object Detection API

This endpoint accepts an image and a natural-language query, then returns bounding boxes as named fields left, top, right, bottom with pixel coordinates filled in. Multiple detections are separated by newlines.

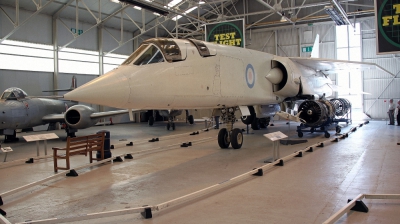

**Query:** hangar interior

left=0, top=0, right=400, bottom=223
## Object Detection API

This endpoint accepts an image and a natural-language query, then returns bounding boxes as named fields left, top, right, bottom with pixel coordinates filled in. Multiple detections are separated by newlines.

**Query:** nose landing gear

left=218, top=107, right=243, bottom=149
left=166, top=116, right=176, bottom=130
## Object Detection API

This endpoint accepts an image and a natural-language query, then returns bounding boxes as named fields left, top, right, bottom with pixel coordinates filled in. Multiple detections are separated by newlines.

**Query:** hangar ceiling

left=0, top=0, right=375, bottom=43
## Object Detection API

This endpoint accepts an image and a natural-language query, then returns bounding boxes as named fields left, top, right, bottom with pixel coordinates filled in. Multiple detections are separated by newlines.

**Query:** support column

left=52, top=18, right=59, bottom=92
left=98, top=25, right=104, bottom=113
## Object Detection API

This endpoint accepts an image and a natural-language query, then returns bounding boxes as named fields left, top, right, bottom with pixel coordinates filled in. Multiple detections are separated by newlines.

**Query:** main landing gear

left=218, top=107, right=243, bottom=149
left=4, top=130, right=19, bottom=143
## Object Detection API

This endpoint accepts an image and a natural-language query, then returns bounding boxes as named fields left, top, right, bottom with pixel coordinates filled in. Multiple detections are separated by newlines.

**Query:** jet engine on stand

left=296, top=98, right=352, bottom=138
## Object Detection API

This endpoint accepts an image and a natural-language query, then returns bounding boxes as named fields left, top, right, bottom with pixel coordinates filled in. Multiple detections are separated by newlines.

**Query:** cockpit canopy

left=122, top=38, right=183, bottom=66
left=0, top=88, right=28, bottom=101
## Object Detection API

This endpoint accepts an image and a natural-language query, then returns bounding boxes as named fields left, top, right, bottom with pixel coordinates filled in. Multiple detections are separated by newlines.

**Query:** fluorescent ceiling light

left=110, top=0, right=120, bottom=3
left=280, top=16, right=287, bottom=22
left=324, top=5, right=348, bottom=25
left=133, top=6, right=142, bottom=10
left=172, top=15, right=182, bottom=21
left=153, top=12, right=161, bottom=16
left=185, top=6, right=197, bottom=13
left=168, top=0, right=182, bottom=7
left=172, top=6, right=197, bottom=21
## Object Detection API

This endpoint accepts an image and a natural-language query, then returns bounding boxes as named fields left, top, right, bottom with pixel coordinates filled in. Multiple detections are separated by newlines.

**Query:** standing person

left=388, top=99, right=395, bottom=125
left=397, top=100, right=400, bottom=126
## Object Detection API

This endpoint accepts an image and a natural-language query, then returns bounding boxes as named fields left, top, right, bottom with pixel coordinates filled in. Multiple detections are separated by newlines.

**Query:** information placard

left=263, top=131, right=288, bottom=141
left=1, top=147, right=13, bottom=153
left=23, top=133, right=59, bottom=142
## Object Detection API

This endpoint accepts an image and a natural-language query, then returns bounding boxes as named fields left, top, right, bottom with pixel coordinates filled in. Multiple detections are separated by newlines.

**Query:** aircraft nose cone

left=64, top=68, right=130, bottom=108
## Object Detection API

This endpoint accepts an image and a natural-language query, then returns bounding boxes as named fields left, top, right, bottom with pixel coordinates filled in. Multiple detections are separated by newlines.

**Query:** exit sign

left=302, top=46, right=313, bottom=53
left=71, top=28, right=83, bottom=35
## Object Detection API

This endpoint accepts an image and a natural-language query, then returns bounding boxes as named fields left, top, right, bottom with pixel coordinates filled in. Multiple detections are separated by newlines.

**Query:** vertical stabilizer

left=43, top=75, right=77, bottom=92
left=311, top=34, right=319, bottom=58
left=71, top=75, right=77, bottom=89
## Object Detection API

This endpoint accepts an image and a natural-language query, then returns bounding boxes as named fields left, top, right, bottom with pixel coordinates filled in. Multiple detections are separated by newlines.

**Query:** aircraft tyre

left=172, top=123, right=175, bottom=130
left=167, top=123, right=170, bottom=130
left=324, top=132, right=330, bottom=138
left=251, top=118, right=260, bottom=130
left=4, top=131, right=19, bottom=143
left=241, top=106, right=255, bottom=125
left=298, top=132, right=303, bottom=138
left=241, top=115, right=254, bottom=125
left=336, top=126, right=341, bottom=133
left=218, top=128, right=230, bottom=148
left=148, top=116, right=154, bottom=126
left=188, top=115, right=194, bottom=125
left=231, top=128, right=243, bottom=149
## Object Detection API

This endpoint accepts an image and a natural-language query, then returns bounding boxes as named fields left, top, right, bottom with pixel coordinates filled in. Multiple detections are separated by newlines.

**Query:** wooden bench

left=52, top=133, right=105, bottom=172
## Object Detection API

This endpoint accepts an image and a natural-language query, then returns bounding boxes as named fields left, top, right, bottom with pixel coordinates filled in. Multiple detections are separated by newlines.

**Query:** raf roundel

left=245, top=64, right=255, bottom=88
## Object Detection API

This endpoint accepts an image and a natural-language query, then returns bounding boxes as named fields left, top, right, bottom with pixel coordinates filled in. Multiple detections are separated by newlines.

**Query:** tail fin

left=70, top=75, right=77, bottom=90
left=43, top=75, right=77, bottom=92
left=310, top=34, right=319, bottom=58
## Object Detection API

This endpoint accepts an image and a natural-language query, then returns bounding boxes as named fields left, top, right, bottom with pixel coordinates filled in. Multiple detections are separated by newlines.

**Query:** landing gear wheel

left=167, top=123, right=171, bottom=130
left=336, top=126, right=341, bottom=133
left=188, top=115, right=194, bottom=125
left=251, top=118, right=260, bottom=130
left=218, top=128, right=230, bottom=148
left=324, top=132, right=330, bottom=138
left=298, top=132, right=303, bottom=138
left=148, top=116, right=154, bottom=126
left=172, top=123, right=175, bottom=130
left=310, top=128, right=315, bottom=134
left=231, top=128, right=243, bottom=149
left=241, top=115, right=254, bottom=125
left=259, top=119, right=267, bottom=129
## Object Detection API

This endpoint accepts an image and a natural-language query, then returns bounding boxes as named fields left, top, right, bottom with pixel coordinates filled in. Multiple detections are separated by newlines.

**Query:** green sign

left=71, top=28, right=83, bottom=35
left=376, top=0, right=400, bottom=54
left=302, top=46, right=313, bottom=53
left=205, top=19, right=245, bottom=48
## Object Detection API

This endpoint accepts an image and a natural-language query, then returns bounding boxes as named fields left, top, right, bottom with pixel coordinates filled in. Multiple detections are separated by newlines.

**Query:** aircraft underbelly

left=301, top=75, right=333, bottom=97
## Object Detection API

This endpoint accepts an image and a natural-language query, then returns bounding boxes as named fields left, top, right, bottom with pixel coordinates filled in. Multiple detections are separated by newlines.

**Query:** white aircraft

left=64, top=37, right=392, bottom=149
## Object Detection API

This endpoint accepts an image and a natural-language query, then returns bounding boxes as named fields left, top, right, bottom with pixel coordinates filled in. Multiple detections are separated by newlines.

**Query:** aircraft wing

left=289, top=57, right=395, bottom=76
left=41, top=110, right=134, bottom=123
left=42, top=114, right=65, bottom=123
left=89, top=109, right=132, bottom=119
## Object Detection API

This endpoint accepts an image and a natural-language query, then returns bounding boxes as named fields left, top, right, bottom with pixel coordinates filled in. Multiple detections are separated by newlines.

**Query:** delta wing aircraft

left=64, top=37, right=393, bottom=149
left=0, top=87, right=128, bottom=142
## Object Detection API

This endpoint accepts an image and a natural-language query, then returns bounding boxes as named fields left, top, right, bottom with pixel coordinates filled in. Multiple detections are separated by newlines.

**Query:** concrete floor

left=0, top=118, right=399, bottom=224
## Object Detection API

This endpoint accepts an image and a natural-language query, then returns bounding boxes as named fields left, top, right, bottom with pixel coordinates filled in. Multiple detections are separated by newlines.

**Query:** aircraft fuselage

left=0, top=98, right=73, bottom=130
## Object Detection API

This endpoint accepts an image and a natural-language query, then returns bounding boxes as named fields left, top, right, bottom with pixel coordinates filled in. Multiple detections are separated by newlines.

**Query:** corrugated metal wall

left=362, top=18, right=400, bottom=119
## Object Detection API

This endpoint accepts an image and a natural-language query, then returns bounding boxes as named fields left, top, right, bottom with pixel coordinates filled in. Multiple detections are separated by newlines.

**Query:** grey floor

left=0, top=118, right=399, bottom=224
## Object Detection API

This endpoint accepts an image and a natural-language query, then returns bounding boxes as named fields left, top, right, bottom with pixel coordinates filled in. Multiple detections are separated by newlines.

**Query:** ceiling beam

left=0, top=0, right=55, bottom=44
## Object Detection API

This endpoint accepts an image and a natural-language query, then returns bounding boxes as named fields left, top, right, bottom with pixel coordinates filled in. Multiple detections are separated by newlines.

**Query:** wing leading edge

left=289, top=57, right=395, bottom=76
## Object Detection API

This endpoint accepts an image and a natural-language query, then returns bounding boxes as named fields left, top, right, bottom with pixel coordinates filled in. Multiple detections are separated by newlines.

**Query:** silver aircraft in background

left=0, top=87, right=128, bottom=143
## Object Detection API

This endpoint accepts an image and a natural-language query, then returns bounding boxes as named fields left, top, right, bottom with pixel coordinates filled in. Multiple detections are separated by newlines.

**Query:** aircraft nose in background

left=64, top=69, right=130, bottom=109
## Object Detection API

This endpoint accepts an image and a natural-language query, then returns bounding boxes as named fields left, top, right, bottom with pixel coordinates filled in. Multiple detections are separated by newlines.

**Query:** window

left=0, top=39, right=130, bottom=75
left=104, top=53, right=129, bottom=73
left=133, top=45, right=164, bottom=65
left=122, top=44, right=149, bottom=65
left=336, top=23, right=362, bottom=109
left=59, top=48, right=99, bottom=75
left=0, top=40, right=54, bottom=72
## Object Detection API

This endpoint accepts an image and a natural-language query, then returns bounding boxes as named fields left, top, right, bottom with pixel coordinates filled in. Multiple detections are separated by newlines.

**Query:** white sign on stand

left=23, top=133, right=59, bottom=156
left=264, top=131, right=288, bottom=163
left=1, top=147, right=13, bottom=162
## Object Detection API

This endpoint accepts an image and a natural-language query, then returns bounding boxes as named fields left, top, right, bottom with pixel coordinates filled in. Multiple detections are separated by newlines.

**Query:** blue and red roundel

left=245, top=64, right=255, bottom=88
